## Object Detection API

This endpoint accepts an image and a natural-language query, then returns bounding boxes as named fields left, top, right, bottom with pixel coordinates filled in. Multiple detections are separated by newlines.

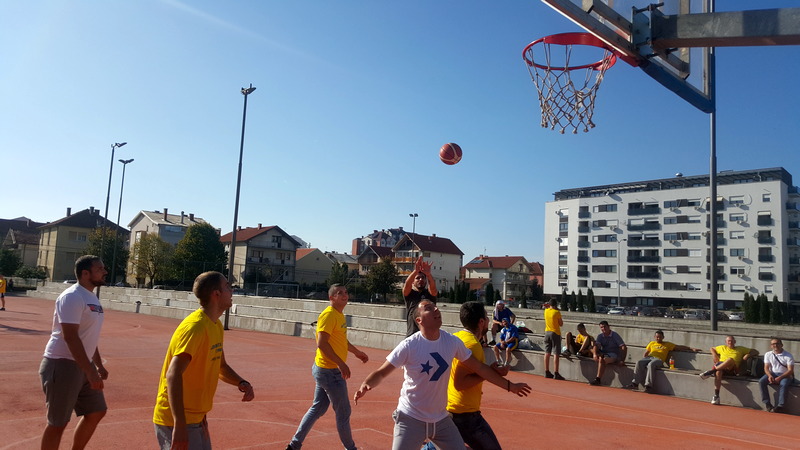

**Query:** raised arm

left=354, top=360, right=396, bottom=404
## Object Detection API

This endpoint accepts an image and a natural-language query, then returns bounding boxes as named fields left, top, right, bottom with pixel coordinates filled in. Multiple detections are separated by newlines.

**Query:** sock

left=714, top=389, right=720, bottom=396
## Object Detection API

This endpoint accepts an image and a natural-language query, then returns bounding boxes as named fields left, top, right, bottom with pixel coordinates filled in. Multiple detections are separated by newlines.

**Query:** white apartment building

left=544, top=168, right=800, bottom=312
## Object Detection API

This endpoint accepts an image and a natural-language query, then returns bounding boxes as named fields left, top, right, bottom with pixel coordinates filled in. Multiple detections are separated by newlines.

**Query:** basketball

left=439, top=143, right=462, bottom=165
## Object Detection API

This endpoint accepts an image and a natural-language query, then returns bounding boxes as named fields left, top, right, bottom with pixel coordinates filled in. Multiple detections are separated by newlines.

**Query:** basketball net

left=523, top=33, right=616, bottom=134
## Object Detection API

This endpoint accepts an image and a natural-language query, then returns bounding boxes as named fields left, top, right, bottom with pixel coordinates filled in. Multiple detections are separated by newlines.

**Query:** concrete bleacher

left=32, top=283, right=799, bottom=414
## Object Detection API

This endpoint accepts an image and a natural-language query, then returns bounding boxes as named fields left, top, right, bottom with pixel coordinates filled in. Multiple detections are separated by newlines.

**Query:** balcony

left=577, top=270, right=589, bottom=277
left=757, top=216, right=773, bottom=226
left=558, top=258, right=568, bottom=265
left=628, top=255, right=660, bottom=263
left=790, top=222, right=800, bottom=230
left=578, top=226, right=590, bottom=233
left=790, top=257, right=800, bottom=265
left=758, top=255, right=774, bottom=262
left=628, top=239, right=661, bottom=247
left=759, top=273, right=775, bottom=281
left=578, top=241, right=591, bottom=248
left=707, top=255, right=727, bottom=263
left=577, top=256, right=590, bottom=263
left=758, top=237, right=774, bottom=244
left=578, top=211, right=591, bottom=218
left=706, top=237, right=727, bottom=246
left=558, top=274, right=569, bottom=280
left=627, top=271, right=660, bottom=279
left=628, top=223, right=660, bottom=231
left=788, top=239, right=800, bottom=247
left=789, top=274, right=800, bottom=283
left=628, top=207, right=661, bottom=216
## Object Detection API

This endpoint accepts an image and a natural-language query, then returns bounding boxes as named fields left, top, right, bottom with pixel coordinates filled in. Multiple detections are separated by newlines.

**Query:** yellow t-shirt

left=714, top=345, right=752, bottom=368
left=0, top=278, right=6, bottom=293
left=153, top=309, right=224, bottom=426
left=447, top=330, right=484, bottom=414
left=314, top=306, right=349, bottom=369
left=544, top=308, right=562, bottom=335
left=645, top=341, right=676, bottom=362
left=575, top=334, right=587, bottom=345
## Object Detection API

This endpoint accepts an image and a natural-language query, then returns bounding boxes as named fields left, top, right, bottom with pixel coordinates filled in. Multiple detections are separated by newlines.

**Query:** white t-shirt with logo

left=43, top=284, right=105, bottom=360
left=387, top=330, right=471, bottom=422
left=765, top=350, right=795, bottom=376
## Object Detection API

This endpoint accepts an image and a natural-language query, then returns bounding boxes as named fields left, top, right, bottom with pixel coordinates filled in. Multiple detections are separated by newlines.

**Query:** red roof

left=219, top=225, right=299, bottom=245
left=295, top=248, right=317, bottom=260
left=394, top=233, right=463, bottom=255
left=464, top=256, right=529, bottom=270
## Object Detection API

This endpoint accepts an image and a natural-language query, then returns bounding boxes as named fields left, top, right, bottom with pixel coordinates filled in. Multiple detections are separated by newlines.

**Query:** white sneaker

left=711, top=395, right=720, bottom=405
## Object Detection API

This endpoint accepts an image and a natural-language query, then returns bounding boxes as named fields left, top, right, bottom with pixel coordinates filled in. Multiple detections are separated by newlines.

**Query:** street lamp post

left=409, top=213, right=418, bottom=272
left=225, top=84, right=256, bottom=330
left=111, top=158, right=134, bottom=285
left=98, top=142, right=127, bottom=298
left=616, top=237, right=627, bottom=305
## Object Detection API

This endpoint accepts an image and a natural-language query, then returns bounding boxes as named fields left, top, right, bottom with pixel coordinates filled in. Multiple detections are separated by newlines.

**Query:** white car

left=728, top=312, right=744, bottom=321
left=607, top=307, right=626, bottom=315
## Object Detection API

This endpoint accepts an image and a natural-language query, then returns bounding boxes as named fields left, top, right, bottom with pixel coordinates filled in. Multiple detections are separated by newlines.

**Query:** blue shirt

left=494, top=308, right=514, bottom=323
left=500, top=324, right=519, bottom=342
left=595, top=331, right=625, bottom=355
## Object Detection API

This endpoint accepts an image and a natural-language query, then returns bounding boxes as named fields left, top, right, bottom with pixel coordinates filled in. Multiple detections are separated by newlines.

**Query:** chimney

left=399, top=226, right=404, bottom=231
left=238, top=226, right=242, bottom=231
left=163, top=208, right=168, bottom=221
left=181, top=211, right=185, bottom=224
left=89, top=206, right=95, bottom=215
left=432, top=233, right=436, bottom=237
left=258, top=223, right=262, bottom=229
left=66, top=207, right=72, bottom=217
left=189, top=213, right=195, bottom=221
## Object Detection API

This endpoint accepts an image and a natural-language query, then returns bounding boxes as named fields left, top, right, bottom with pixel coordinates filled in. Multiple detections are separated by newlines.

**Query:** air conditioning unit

left=670, top=207, right=678, bottom=212
left=695, top=206, right=703, bottom=211
left=738, top=256, right=744, bottom=260
left=669, top=240, right=676, bottom=244
left=738, top=274, right=744, bottom=278
left=745, top=285, right=751, bottom=289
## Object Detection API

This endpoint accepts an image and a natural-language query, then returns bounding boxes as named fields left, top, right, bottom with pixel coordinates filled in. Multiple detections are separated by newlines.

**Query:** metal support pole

left=111, top=158, right=134, bottom=285
left=98, top=142, right=126, bottom=298
left=708, top=0, right=719, bottom=331
left=225, top=84, right=256, bottom=330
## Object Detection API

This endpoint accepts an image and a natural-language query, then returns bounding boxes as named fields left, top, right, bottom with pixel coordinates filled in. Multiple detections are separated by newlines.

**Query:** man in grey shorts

left=39, top=255, right=109, bottom=449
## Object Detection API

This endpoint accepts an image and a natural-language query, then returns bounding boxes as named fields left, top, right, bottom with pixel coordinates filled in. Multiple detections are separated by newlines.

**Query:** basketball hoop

left=523, top=33, right=617, bottom=134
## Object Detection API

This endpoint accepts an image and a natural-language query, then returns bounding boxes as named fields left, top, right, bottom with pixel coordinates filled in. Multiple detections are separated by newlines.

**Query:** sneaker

left=700, top=370, right=714, bottom=380
left=0, top=307, right=5, bottom=311
left=644, top=385, right=655, bottom=394
left=488, top=340, right=496, bottom=346
left=711, top=394, right=720, bottom=405
left=623, top=383, right=638, bottom=390
left=560, top=351, right=571, bottom=358
left=589, top=378, right=602, bottom=386
left=773, top=406, right=783, bottom=414
left=545, top=371, right=554, bottom=379
left=765, top=403, right=774, bottom=413
left=554, top=372, right=565, bottom=381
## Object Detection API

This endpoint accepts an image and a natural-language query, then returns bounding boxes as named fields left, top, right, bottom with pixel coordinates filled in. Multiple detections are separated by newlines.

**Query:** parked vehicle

left=728, top=312, right=744, bottom=321
left=682, top=309, right=704, bottom=320
left=608, top=307, right=626, bottom=315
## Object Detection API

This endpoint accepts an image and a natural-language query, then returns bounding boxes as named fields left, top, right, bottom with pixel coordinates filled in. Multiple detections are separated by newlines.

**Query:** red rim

left=523, top=32, right=617, bottom=71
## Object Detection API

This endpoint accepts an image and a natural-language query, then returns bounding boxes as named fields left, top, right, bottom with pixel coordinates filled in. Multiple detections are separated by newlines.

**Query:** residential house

left=356, top=245, right=394, bottom=276
left=37, top=207, right=128, bottom=281
left=393, top=233, right=463, bottom=293
left=324, top=251, right=359, bottom=274
left=1, top=217, right=44, bottom=267
left=352, top=227, right=406, bottom=255
left=462, top=255, right=536, bottom=303
left=126, top=208, right=208, bottom=285
left=220, top=224, right=301, bottom=287
left=295, top=248, right=332, bottom=286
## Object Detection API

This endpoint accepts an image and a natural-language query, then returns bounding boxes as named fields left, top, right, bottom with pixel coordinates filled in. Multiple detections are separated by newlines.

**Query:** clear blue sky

left=2, top=1, right=798, bottom=264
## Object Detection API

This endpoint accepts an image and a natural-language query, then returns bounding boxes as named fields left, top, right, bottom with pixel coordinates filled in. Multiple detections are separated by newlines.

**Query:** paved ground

left=1, top=294, right=797, bottom=449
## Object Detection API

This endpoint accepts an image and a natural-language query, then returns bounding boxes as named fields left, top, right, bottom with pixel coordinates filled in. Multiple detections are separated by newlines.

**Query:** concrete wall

left=33, top=283, right=799, bottom=415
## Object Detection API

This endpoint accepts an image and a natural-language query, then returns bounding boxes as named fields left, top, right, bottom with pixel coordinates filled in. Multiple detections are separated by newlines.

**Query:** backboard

left=542, top=0, right=713, bottom=112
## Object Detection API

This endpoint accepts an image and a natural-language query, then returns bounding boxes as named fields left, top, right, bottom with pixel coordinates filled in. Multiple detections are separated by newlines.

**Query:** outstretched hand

left=510, top=382, right=532, bottom=397
left=353, top=383, right=370, bottom=405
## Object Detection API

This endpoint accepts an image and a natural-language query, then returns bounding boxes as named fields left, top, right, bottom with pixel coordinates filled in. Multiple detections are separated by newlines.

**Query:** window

left=730, top=266, right=746, bottom=275
left=686, top=199, right=702, bottom=207
left=765, top=285, right=774, bottom=293
left=729, top=195, right=745, bottom=206
left=730, top=284, right=746, bottom=292
left=272, top=236, right=283, bottom=248
left=592, top=249, right=617, bottom=257
left=730, top=231, right=744, bottom=240
left=729, top=213, right=745, bottom=222
left=730, top=248, right=745, bottom=257
left=688, top=249, right=702, bottom=257
left=68, top=231, right=87, bottom=242
left=591, top=265, right=617, bottom=273
left=559, top=223, right=568, bottom=231
left=762, top=193, right=771, bottom=202
left=592, top=234, right=617, bottom=242
left=664, top=217, right=677, bottom=224
left=687, top=283, right=702, bottom=291
left=593, top=204, right=617, bottom=212
left=688, top=232, right=702, bottom=240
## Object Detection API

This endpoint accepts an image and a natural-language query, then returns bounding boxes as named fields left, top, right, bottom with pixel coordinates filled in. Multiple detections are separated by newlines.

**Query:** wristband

left=238, top=380, right=250, bottom=386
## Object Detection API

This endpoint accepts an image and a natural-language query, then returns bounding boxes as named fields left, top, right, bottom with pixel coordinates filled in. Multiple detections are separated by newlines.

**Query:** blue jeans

left=451, top=411, right=501, bottom=450
left=290, top=364, right=355, bottom=450
left=759, top=371, right=793, bottom=408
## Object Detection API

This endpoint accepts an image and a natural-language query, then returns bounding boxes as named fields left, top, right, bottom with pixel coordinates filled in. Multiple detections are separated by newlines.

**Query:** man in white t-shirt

left=759, top=338, right=795, bottom=413
left=353, top=299, right=531, bottom=449
left=39, top=255, right=109, bottom=450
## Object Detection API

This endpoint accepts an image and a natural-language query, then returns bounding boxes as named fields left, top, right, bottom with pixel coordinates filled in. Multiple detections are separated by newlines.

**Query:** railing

left=627, top=255, right=660, bottom=263
left=757, top=217, right=773, bottom=226
left=577, top=270, right=589, bottom=277
left=759, top=273, right=775, bottom=281
left=578, top=211, right=591, bottom=218
left=627, top=271, right=660, bottom=279
left=577, top=241, right=591, bottom=248
left=628, top=207, right=661, bottom=216
left=628, top=223, right=660, bottom=231
left=628, top=239, right=661, bottom=247
left=758, top=255, right=774, bottom=262
left=577, top=256, right=590, bottom=262
left=707, top=255, right=726, bottom=263
left=578, top=226, right=590, bottom=233
left=758, top=237, right=774, bottom=244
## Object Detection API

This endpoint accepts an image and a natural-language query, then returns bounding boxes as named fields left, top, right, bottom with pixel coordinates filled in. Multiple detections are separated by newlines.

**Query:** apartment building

left=544, top=168, right=800, bottom=311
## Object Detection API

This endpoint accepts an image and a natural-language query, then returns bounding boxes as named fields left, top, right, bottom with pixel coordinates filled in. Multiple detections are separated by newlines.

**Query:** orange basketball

left=439, top=143, right=462, bottom=165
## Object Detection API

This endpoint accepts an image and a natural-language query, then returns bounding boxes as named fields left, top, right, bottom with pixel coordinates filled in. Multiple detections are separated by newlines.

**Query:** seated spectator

left=625, top=330, right=700, bottom=393
left=700, top=335, right=758, bottom=405
left=759, top=338, right=794, bottom=413
left=562, top=323, right=594, bottom=358
left=493, top=318, right=519, bottom=367
left=589, top=320, right=626, bottom=386
left=489, top=301, right=515, bottom=345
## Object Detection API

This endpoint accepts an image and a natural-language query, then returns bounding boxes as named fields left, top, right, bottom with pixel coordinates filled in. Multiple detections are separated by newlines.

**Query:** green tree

left=758, top=293, right=770, bottom=324
left=770, top=295, right=783, bottom=325
left=14, top=265, right=47, bottom=279
left=173, top=223, right=227, bottom=285
left=326, top=262, right=349, bottom=286
left=569, top=290, right=578, bottom=312
left=0, top=248, right=22, bottom=276
left=530, top=278, right=544, bottom=303
left=587, top=288, right=596, bottom=313
left=132, top=234, right=174, bottom=287
left=560, top=289, right=569, bottom=311
left=577, top=289, right=585, bottom=313
left=84, top=227, right=129, bottom=284
left=485, top=283, right=495, bottom=306
left=743, top=292, right=752, bottom=323
left=456, top=281, right=469, bottom=303
left=365, top=257, right=399, bottom=302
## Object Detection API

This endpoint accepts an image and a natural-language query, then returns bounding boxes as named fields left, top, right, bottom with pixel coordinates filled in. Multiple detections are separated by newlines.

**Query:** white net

left=524, top=39, right=615, bottom=134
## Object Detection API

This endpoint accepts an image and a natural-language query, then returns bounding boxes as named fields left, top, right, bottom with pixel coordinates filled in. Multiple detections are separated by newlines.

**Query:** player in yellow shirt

left=0, top=274, right=6, bottom=310
left=153, top=271, right=255, bottom=449
left=625, top=330, right=700, bottom=392
left=543, top=302, right=565, bottom=380
left=700, top=335, right=758, bottom=405
left=447, top=301, right=510, bottom=450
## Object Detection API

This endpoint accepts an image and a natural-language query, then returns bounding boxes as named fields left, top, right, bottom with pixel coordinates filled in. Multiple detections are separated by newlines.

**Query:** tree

left=577, top=289, right=585, bottom=312
left=326, top=262, right=349, bottom=287
left=569, top=290, right=578, bottom=312
left=530, top=278, right=544, bottom=304
left=15, top=265, right=47, bottom=279
left=587, top=288, right=596, bottom=313
left=485, top=283, right=495, bottom=306
left=456, top=281, right=469, bottom=303
left=0, top=249, right=22, bottom=276
left=84, top=227, right=129, bottom=284
left=758, top=293, right=770, bottom=324
left=560, top=289, right=569, bottom=311
left=770, top=295, right=783, bottom=325
left=743, top=292, right=753, bottom=323
left=173, top=223, right=227, bottom=285
left=365, top=257, right=399, bottom=302
left=132, top=234, right=174, bottom=287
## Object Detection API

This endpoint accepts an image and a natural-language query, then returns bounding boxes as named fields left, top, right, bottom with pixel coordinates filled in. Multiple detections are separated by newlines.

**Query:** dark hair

left=328, top=283, right=345, bottom=298
left=655, top=330, right=664, bottom=336
left=193, top=271, right=227, bottom=307
left=772, top=338, right=783, bottom=345
left=459, top=301, right=487, bottom=330
left=577, top=322, right=586, bottom=329
left=599, top=320, right=610, bottom=327
left=75, top=255, right=102, bottom=279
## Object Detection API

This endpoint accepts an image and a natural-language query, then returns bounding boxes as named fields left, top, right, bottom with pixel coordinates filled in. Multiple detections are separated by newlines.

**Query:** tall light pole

left=98, top=142, right=127, bottom=298
left=225, top=84, right=256, bottom=330
left=409, top=213, right=418, bottom=272
left=111, top=158, right=134, bottom=285
left=616, top=237, right=627, bottom=305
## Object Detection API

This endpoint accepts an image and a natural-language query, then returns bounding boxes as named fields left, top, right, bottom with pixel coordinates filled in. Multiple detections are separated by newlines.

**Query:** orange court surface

left=1, top=294, right=796, bottom=449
